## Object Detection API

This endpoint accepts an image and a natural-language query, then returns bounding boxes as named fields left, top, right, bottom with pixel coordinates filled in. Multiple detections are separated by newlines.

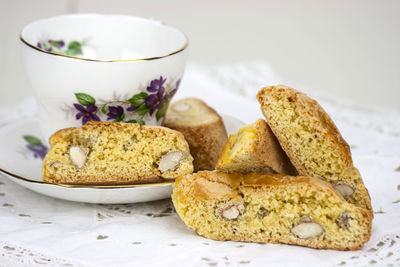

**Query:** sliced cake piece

left=172, top=171, right=372, bottom=250
left=42, top=122, right=194, bottom=184
left=216, top=119, right=296, bottom=175
left=257, top=85, right=372, bottom=211
left=164, top=98, right=228, bottom=171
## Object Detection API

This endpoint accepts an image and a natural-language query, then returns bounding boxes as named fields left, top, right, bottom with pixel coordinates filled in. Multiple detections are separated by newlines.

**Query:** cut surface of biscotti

left=216, top=119, right=296, bottom=175
left=172, top=171, right=372, bottom=250
left=42, top=122, right=194, bottom=184
left=257, top=85, right=372, bottom=211
left=164, top=98, right=228, bottom=171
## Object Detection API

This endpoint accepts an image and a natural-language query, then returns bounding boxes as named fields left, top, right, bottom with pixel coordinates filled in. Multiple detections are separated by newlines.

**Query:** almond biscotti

left=216, top=119, right=296, bottom=175
left=257, top=85, right=372, bottom=211
left=42, top=122, right=194, bottom=184
left=164, top=98, right=228, bottom=171
left=172, top=171, right=372, bottom=250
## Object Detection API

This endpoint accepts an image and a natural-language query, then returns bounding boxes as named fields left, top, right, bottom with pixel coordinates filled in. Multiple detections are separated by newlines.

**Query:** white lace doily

left=0, top=62, right=399, bottom=267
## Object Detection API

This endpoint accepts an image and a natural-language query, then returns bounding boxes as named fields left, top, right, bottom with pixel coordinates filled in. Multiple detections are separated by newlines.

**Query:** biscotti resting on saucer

left=172, top=171, right=372, bottom=250
left=216, top=119, right=296, bottom=175
left=257, top=85, right=372, bottom=212
left=164, top=98, right=228, bottom=171
left=42, top=122, right=194, bottom=184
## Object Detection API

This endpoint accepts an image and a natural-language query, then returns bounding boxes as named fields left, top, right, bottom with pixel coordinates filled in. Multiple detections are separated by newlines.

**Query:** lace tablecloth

left=0, top=62, right=399, bottom=267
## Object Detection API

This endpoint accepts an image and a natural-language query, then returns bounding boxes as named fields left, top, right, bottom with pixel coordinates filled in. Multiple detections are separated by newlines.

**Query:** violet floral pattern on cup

left=73, top=76, right=180, bottom=126
left=23, top=135, right=48, bottom=160
left=36, top=39, right=84, bottom=56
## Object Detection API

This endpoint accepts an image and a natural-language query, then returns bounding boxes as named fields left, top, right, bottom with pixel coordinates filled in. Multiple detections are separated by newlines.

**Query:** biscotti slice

left=257, top=85, right=372, bottom=211
left=216, top=119, right=296, bottom=175
left=164, top=98, right=228, bottom=171
left=42, top=122, right=194, bottom=184
left=172, top=171, right=372, bottom=250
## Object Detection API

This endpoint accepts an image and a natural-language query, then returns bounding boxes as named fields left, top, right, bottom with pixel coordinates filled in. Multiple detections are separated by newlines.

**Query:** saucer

left=0, top=115, right=244, bottom=204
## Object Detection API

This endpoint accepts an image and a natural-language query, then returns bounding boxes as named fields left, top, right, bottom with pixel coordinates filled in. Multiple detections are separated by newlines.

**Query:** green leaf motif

left=128, top=92, right=148, bottom=106
left=156, top=102, right=169, bottom=121
left=136, top=104, right=151, bottom=116
left=66, top=41, right=83, bottom=56
left=113, top=114, right=125, bottom=122
left=75, top=93, right=96, bottom=106
left=41, top=42, right=49, bottom=50
left=23, top=135, right=42, bottom=146
left=125, top=119, right=145, bottom=125
left=101, top=104, right=108, bottom=114
left=137, top=119, right=145, bottom=125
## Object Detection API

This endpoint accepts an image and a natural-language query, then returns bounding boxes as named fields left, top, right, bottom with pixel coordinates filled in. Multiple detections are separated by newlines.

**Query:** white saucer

left=0, top=115, right=244, bottom=204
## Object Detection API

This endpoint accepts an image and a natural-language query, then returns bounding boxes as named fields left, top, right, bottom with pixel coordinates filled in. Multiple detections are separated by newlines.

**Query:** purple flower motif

left=126, top=105, right=138, bottom=112
left=147, top=76, right=166, bottom=93
left=49, top=39, right=65, bottom=48
left=74, top=103, right=100, bottom=125
left=26, top=144, right=48, bottom=159
left=106, top=105, right=124, bottom=121
left=142, top=76, right=179, bottom=116
left=146, top=87, right=166, bottom=116
left=36, top=42, right=52, bottom=52
left=36, top=42, right=53, bottom=52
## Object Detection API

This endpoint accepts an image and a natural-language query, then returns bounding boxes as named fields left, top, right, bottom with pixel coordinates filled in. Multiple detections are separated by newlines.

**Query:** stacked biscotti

left=256, top=85, right=371, bottom=211
left=172, top=85, right=372, bottom=250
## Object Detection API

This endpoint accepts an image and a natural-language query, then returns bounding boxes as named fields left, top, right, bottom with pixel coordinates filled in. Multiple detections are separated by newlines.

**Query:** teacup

left=20, top=14, right=188, bottom=143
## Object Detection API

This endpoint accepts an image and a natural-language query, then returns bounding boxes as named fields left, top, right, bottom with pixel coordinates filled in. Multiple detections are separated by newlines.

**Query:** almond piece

left=50, top=162, right=62, bottom=168
left=333, top=181, right=355, bottom=198
left=336, top=211, right=351, bottom=229
left=158, top=151, right=184, bottom=172
left=299, top=216, right=313, bottom=223
left=257, top=207, right=269, bottom=219
left=217, top=203, right=245, bottom=220
left=69, top=146, right=87, bottom=169
left=172, top=103, right=191, bottom=112
left=291, top=218, right=324, bottom=239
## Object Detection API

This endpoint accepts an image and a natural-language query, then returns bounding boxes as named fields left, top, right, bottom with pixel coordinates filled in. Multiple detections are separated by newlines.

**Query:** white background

left=0, top=0, right=399, bottom=110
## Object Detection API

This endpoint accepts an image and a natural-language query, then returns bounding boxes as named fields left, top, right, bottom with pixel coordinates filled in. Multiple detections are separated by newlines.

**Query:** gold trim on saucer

left=0, top=167, right=174, bottom=189
left=19, top=32, right=188, bottom=63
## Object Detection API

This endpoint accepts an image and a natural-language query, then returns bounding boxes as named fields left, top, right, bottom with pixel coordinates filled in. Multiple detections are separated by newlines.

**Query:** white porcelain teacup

left=20, top=14, right=188, bottom=143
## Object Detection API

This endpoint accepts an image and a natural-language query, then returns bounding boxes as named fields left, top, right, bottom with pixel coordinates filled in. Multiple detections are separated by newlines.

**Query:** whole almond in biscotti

left=164, top=98, right=228, bottom=171
left=172, top=171, right=372, bottom=251
left=256, top=85, right=372, bottom=212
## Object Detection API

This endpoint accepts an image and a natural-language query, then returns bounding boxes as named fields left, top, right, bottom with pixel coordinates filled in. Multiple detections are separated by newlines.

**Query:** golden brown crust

left=165, top=98, right=228, bottom=171
left=256, top=85, right=372, bottom=212
left=216, top=119, right=296, bottom=175
left=43, top=121, right=193, bottom=184
left=172, top=171, right=372, bottom=251
left=252, top=119, right=297, bottom=174
left=256, top=85, right=352, bottom=174
left=181, top=171, right=343, bottom=200
left=49, top=121, right=187, bottom=146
